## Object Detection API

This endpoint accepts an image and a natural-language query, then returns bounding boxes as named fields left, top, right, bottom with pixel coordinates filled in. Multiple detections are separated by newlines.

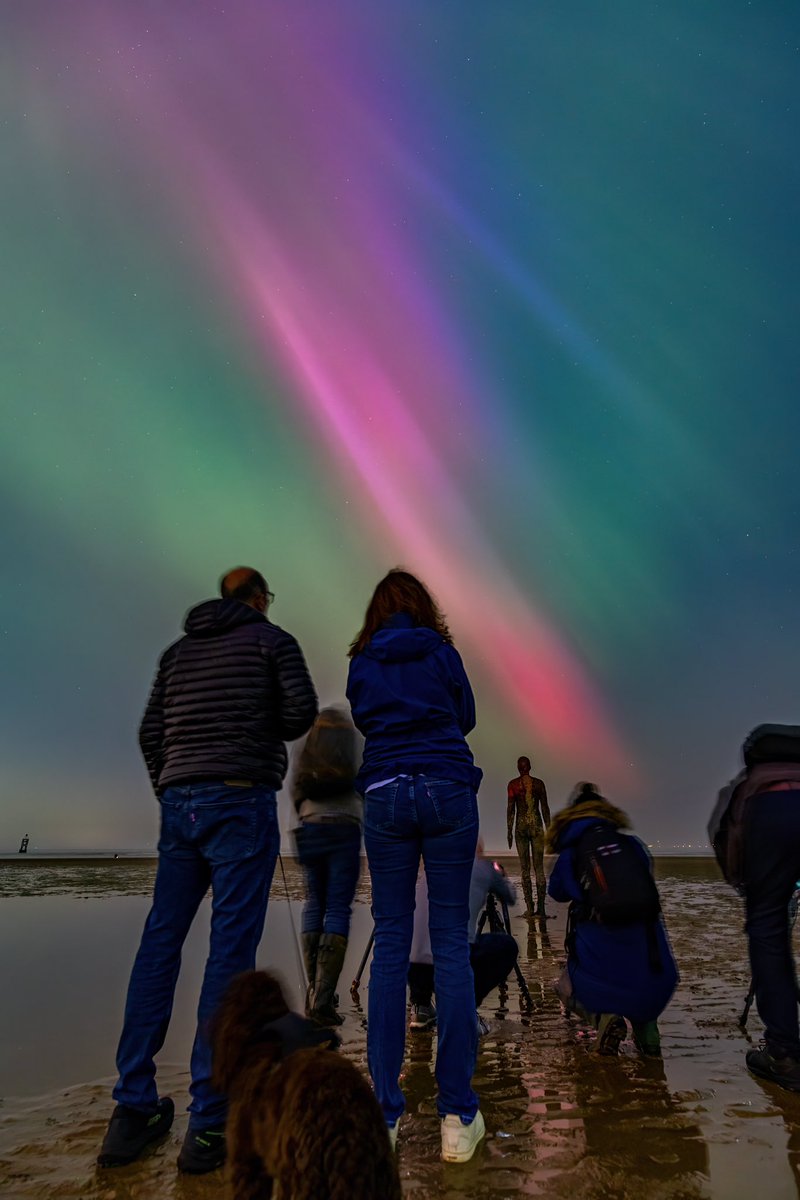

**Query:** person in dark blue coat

left=346, top=569, right=485, bottom=1163
left=547, top=783, right=678, bottom=1056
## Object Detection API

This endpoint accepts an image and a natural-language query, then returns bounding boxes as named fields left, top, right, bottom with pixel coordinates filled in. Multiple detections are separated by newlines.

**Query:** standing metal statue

left=507, top=756, right=550, bottom=918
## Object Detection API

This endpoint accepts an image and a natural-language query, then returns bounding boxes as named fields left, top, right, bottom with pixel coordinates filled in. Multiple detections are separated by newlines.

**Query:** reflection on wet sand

left=2, top=857, right=800, bottom=1198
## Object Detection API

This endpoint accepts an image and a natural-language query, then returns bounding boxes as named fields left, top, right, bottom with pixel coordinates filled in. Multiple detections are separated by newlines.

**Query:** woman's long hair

left=348, top=569, right=453, bottom=657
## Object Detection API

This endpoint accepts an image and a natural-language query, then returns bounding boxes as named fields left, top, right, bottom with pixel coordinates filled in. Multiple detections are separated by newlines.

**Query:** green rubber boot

left=309, top=933, right=348, bottom=1026
left=302, top=932, right=321, bottom=1017
left=632, top=1020, right=662, bottom=1057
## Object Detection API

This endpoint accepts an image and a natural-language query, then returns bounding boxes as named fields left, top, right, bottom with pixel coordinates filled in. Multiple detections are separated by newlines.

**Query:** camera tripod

left=476, top=891, right=533, bottom=1008
left=350, top=891, right=532, bottom=1009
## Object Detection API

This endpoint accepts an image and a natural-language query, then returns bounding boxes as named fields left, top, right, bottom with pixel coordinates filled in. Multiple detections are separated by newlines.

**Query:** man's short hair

left=220, top=566, right=269, bottom=604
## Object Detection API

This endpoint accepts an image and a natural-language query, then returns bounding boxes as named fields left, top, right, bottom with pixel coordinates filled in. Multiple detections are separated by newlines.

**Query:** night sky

left=2, top=2, right=798, bottom=852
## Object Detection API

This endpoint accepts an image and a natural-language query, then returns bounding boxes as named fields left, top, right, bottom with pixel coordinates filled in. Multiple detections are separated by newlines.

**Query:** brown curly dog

left=212, top=969, right=401, bottom=1200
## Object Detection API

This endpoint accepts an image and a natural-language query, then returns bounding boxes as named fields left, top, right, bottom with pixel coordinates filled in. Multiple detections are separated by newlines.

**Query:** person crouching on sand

left=547, top=782, right=678, bottom=1056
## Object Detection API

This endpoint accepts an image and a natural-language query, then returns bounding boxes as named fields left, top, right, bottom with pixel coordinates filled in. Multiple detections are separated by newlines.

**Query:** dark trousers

left=744, top=790, right=800, bottom=1058
left=409, top=932, right=519, bottom=1007
left=294, top=820, right=362, bottom=938
left=113, top=783, right=279, bottom=1129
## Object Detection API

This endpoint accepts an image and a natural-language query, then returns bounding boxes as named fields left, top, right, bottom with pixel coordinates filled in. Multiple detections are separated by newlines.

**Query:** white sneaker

left=387, top=1121, right=399, bottom=1151
left=441, top=1109, right=485, bottom=1162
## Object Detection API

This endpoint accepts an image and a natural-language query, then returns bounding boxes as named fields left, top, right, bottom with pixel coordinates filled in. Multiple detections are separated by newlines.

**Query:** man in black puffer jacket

left=98, top=567, right=317, bottom=1175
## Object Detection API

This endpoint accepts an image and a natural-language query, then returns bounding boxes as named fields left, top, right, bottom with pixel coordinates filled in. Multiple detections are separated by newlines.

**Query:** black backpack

left=709, top=724, right=800, bottom=889
left=574, top=822, right=661, bottom=926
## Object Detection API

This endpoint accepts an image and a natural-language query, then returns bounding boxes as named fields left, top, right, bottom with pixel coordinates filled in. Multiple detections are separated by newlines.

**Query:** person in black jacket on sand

left=98, top=567, right=317, bottom=1174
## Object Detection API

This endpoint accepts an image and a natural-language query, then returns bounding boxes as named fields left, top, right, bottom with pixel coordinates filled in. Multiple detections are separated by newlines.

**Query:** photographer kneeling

left=408, top=844, right=519, bottom=1035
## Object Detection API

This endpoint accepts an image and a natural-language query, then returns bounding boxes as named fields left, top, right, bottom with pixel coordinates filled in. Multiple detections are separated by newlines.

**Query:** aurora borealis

left=2, top=2, right=798, bottom=851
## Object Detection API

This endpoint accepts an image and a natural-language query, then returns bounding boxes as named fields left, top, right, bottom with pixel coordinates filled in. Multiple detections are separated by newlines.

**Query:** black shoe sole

left=97, top=1127, right=172, bottom=1168
left=177, top=1155, right=226, bottom=1175
left=747, top=1060, right=800, bottom=1092
left=97, top=1100, right=174, bottom=1168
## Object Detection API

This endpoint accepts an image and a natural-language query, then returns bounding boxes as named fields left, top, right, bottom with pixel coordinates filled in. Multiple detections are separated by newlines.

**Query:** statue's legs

left=515, top=833, right=535, bottom=916
left=532, top=831, right=548, bottom=917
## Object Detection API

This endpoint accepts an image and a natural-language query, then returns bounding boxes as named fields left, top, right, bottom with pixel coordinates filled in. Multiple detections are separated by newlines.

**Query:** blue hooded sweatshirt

left=346, top=612, right=482, bottom=793
left=547, top=799, right=678, bottom=1023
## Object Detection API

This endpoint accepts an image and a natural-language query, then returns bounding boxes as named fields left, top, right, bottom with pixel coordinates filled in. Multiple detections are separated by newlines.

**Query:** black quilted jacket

left=139, top=598, right=318, bottom=792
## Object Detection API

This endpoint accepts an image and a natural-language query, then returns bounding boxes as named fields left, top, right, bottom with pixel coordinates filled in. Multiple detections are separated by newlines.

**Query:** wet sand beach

left=2, top=856, right=799, bottom=1199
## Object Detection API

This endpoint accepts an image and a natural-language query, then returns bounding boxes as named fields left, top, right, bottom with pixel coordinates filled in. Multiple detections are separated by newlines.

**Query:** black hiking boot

left=595, top=1014, right=627, bottom=1056
left=177, top=1125, right=226, bottom=1174
left=747, top=1045, right=800, bottom=1092
left=409, top=1003, right=437, bottom=1031
left=97, top=1097, right=174, bottom=1167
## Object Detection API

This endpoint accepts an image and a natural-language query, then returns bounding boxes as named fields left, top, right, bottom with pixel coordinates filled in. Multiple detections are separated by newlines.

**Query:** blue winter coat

left=346, top=613, right=482, bottom=793
left=548, top=806, right=678, bottom=1023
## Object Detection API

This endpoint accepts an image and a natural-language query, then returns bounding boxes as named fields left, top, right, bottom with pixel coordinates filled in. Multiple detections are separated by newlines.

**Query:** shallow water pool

left=1, top=856, right=799, bottom=1199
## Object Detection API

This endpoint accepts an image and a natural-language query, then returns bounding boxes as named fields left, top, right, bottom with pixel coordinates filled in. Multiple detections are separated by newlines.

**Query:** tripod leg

left=513, top=959, right=534, bottom=1008
left=350, top=928, right=375, bottom=999
left=499, top=897, right=533, bottom=1008
left=739, top=977, right=756, bottom=1028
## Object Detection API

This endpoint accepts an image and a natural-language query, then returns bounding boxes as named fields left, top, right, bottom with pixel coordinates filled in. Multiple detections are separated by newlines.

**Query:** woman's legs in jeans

left=421, top=778, right=479, bottom=1121
left=297, top=825, right=328, bottom=935
left=364, top=781, right=420, bottom=1126
left=365, top=775, right=479, bottom=1125
left=298, top=822, right=362, bottom=937
left=321, top=823, right=362, bottom=937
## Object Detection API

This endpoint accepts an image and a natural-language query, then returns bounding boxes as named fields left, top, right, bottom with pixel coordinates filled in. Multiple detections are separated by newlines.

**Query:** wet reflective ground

left=2, top=856, right=800, bottom=1199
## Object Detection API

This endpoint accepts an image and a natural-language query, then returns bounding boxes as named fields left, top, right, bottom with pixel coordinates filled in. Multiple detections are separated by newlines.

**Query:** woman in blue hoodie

left=346, top=569, right=485, bottom=1163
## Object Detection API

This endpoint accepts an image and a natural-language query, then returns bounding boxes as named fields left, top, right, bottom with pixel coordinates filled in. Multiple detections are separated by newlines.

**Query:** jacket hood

left=183, top=598, right=266, bottom=638
left=546, top=796, right=631, bottom=853
left=364, top=613, right=444, bottom=663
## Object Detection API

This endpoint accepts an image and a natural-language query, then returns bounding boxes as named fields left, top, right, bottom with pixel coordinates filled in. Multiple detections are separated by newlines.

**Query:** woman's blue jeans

left=364, top=775, right=479, bottom=1125
left=295, top=820, right=362, bottom=937
left=112, top=782, right=280, bottom=1130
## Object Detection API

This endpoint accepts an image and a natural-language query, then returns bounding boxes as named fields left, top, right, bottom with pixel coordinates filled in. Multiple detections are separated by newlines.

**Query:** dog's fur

left=212, top=970, right=401, bottom=1200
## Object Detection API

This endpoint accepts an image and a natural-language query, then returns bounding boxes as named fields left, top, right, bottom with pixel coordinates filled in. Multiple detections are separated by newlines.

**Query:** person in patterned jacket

left=98, top=567, right=317, bottom=1175
left=507, top=756, right=550, bottom=918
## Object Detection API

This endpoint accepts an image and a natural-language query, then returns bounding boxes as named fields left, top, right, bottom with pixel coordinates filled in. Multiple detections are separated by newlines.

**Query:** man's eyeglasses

left=265, top=590, right=275, bottom=603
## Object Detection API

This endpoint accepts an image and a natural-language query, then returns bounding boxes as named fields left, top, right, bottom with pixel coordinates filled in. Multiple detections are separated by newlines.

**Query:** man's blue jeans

left=364, top=775, right=479, bottom=1125
left=294, top=820, right=362, bottom=937
left=112, top=782, right=279, bottom=1130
